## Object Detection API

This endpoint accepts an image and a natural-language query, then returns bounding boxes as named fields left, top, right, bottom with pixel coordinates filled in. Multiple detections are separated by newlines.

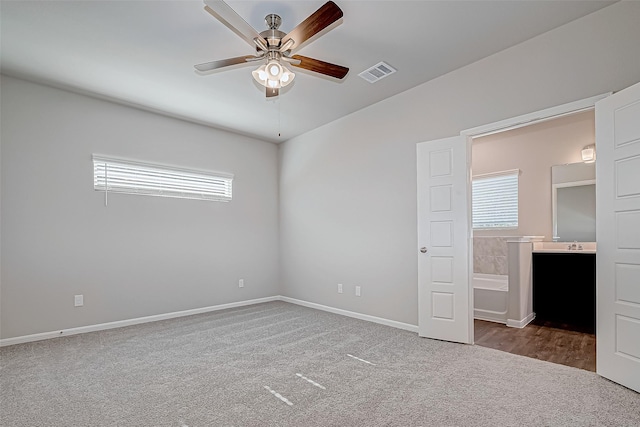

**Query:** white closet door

left=596, top=81, right=640, bottom=393
left=417, top=136, right=473, bottom=344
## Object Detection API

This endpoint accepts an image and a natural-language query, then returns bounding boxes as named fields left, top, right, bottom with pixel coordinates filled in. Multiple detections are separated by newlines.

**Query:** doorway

left=468, top=109, right=597, bottom=370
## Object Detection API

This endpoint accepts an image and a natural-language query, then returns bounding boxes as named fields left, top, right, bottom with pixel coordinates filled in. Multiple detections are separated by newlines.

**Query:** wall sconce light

left=581, top=144, right=596, bottom=163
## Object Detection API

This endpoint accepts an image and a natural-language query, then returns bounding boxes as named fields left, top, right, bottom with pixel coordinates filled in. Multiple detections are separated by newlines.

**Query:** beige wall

left=472, top=110, right=595, bottom=239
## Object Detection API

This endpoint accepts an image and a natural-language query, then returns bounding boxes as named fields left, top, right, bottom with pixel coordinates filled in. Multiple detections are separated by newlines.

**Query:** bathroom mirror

left=551, top=162, right=596, bottom=242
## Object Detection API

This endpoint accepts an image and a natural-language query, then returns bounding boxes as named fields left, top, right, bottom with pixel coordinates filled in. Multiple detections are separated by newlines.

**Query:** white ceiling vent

left=358, top=62, right=397, bottom=83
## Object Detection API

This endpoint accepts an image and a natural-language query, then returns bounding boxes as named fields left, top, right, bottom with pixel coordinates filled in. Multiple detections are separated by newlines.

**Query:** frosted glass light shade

left=581, top=145, right=596, bottom=163
left=252, top=60, right=295, bottom=90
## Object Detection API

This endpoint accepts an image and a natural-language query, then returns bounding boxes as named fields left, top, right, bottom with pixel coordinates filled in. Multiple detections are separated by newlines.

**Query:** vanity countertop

left=532, top=241, right=596, bottom=254
left=532, top=248, right=596, bottom=254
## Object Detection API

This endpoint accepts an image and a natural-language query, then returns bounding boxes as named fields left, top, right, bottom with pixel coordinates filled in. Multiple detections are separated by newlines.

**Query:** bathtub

left=473, top=273, right=508, bottom=324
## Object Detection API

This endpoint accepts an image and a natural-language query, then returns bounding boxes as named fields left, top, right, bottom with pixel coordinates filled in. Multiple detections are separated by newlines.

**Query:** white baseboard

left=474, top=309, right=508, bottom=325
left=506, top=312, right=536, bottom=329
left=0, top=295, right=418, bottom=347
left=279, top=296, right=419, bottom=333
left=0, top=296, right=279, bottom=347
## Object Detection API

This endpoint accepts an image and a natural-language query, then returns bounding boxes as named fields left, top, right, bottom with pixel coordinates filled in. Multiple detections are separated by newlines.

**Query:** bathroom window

left=93, top=155, right=233, bottom=202
left=472, top=170, right=519, bottom=229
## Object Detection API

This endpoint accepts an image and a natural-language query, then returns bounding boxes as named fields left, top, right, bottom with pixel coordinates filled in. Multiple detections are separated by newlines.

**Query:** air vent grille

left=358, top=61, right=397, bottom=83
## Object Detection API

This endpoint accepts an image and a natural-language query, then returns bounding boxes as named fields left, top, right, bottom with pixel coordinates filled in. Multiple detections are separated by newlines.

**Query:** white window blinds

left=472, top=170, right=518, bottom=229
left=93, top=155, right=233, bottom=202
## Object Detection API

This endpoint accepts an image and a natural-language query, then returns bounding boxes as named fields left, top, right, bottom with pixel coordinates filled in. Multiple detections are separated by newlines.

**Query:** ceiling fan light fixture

left=252, top=60, right=295, bottom=90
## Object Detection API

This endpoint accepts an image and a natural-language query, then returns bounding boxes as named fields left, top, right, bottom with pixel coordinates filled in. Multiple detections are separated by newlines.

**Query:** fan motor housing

left=261, top=14, right=286, bottom=48
left=260, top=30, right=286, bottom=48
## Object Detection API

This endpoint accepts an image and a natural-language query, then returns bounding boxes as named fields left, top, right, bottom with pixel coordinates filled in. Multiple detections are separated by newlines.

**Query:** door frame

left=457, top=92, right=610, bottom=333
left=460, top=93, right=610, bottom=139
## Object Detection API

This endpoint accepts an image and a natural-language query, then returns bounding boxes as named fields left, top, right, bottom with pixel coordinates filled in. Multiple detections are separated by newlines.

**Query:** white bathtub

left=473, top=273, right=508, bottom=324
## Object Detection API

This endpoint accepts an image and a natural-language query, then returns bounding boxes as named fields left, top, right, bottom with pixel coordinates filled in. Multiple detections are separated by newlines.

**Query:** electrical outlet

left=337, top=283, right=343, bottom=294
left=355, top=286, right=361, bottom=297
left=74, top=294, right=84, bottom=307
left=239, top=279, right=244, bottom=288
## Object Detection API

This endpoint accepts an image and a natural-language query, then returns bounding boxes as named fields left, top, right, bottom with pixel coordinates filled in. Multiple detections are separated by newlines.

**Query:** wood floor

left=474, top=319, right=596, bottom=371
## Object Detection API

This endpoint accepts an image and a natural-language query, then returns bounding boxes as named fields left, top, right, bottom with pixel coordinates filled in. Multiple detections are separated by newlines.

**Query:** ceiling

left=0, top=0, right=615, bottom=143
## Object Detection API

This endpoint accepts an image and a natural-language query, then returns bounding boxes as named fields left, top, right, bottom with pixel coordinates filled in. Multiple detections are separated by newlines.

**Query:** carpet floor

left=1, top=301, right=638, bottom=426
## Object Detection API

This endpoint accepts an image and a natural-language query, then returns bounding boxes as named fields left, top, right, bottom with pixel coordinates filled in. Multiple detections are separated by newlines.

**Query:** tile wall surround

left=473, top=237, right=509, bottom=275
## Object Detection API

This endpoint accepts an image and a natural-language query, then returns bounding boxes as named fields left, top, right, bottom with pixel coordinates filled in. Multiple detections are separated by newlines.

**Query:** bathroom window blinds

left=472, top=170, right=519, bottom=229
left=93, top=155, right=233, bottom=203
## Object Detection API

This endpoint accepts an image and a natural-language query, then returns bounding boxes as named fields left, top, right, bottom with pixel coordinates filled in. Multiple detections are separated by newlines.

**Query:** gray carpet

left=1, top=301, right=638, bottom=426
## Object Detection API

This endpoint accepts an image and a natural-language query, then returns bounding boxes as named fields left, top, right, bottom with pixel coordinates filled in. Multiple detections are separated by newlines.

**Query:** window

left=93, top=155, right=233, bottom=202
left=472, top=170, right=518, bottom=229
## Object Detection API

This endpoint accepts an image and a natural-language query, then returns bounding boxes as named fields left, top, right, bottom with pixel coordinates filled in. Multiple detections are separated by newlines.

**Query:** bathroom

left=470, top=109, right=597, bottom=369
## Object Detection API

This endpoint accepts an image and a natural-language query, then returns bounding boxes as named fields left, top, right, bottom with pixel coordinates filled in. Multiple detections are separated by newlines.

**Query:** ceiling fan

left=195, top=0, right=349, bottom=98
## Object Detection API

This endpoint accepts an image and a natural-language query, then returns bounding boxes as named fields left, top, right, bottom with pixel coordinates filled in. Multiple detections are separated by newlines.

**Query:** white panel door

left=596, top=81, right=640, bottom=393
left=417, top=136, right=473, bottom=344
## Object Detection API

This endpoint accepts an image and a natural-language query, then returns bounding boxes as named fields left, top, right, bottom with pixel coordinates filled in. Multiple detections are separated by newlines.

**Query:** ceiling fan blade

left=203, top=0, right=267, bottom=48
left=290, top=55, right=349, bottom=79
left=194, top=55, right=259, bottom=72
left=280, top=1, right=343, bottom=52
left=266, top=87, right=279, bottom=98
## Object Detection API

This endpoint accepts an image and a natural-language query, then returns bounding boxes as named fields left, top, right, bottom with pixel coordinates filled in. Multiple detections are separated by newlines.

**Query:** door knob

left=420, top=247, right=428, bottom=253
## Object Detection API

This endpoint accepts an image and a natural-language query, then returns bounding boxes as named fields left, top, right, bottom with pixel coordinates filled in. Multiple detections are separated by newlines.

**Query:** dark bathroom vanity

left=532, top=251, right=596, bottom=334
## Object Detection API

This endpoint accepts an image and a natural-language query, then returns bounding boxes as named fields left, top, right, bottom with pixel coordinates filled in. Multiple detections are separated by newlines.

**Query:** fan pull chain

left=278, top=97, right=281, bottom=138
